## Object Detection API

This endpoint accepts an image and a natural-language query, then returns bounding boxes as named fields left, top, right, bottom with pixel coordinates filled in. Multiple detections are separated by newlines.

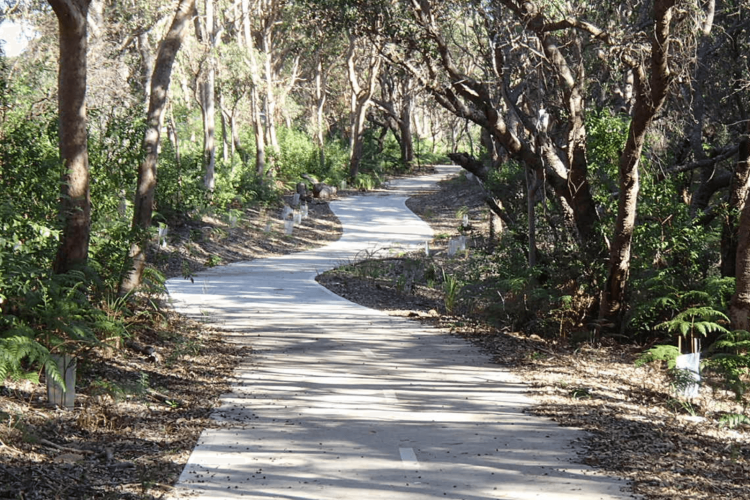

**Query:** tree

left=730, top=119, right=750, bottom=330
left=195, top=0, right=217, bottom=191
left=120, top=0, right=196, bottom=294
left=240, top=0, right=266, bottom=175
left=380, top=1, right=603, bottom=253
left=346, top=32, right=381, bottom=179
left=48, top=0, right=93, bottom=274
left=372, top=64, right=416, bottom=168
left=599, top=0, right=679, bottom=327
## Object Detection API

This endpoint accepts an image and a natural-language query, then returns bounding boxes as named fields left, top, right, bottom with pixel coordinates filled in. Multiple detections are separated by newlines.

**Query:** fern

left=704, top=276, right=736, bottom=310
left=706, top=330, right=750, bottom=401
left=635, top=344, right=681, bottom=369
left=0, top=333, right=62, bottom=388
left=680, top=290, right=711, bottom=306
left=711, top=330, right=750, bottom=352
left=498, top=276, right=529, bottom=294
left=719, top=413, right=750, bottom=429
left=656, top=307, right=729, bottom=337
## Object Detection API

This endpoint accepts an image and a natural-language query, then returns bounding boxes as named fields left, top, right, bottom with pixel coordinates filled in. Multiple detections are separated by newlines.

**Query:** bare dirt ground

left=317, top=173, right=750, bottom=500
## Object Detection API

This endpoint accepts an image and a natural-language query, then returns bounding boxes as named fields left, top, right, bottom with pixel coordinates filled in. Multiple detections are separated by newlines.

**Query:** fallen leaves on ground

left=0, top=311, right=246, bottom=499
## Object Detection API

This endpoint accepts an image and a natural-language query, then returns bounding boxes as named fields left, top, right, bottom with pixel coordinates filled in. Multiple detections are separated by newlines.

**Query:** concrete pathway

left=166, top=166, right=632, bottom=499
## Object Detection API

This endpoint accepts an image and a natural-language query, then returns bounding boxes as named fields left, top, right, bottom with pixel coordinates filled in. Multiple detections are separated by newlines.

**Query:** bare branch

left=658, top=145, right=739, bottom=179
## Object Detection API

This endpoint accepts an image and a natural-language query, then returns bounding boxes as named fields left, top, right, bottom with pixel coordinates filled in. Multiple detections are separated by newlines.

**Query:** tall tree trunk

left=689, top=10, right=716, bottom=217
left=721, top=25, right=749, bottom=277
left=399, top=90, right=414, bottom=167
left=262, top=29, right=279, bottom=152
left=251, top=87, right=266, bottom=175
left=314, top=49, right=327, bottom=170
left=218, top=91, right=229, bottom=163
left=201, top=0, right=216, bottom=191
left=348, top=102, right=368, bottom=179
left=525, top=166, right=537, bottom=267
left=120, top=0, right=195, bottom=294
left=730, top=136, right=750, bottom=329
left=231, top=106, right=244, bottom=161
left=137, top=32, right=153, bottom=112
left=600, top=0, right=676, bottom=327
left=278, top=54, right=300, bottom=130
left=241, top=0, right=265, bottom=175
left=480, top=127, right=503, bottom=169
left=48, top=0, right=92, bottom=275
left=346, top=34, right=381, bottom=180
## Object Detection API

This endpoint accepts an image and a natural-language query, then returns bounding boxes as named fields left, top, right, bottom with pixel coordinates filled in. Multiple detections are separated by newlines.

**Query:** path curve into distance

left=166, top=166, right=633, bottom=499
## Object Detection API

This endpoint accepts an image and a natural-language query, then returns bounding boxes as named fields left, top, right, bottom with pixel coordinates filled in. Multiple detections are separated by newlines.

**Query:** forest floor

left=1, top=170, right=749, bottom=499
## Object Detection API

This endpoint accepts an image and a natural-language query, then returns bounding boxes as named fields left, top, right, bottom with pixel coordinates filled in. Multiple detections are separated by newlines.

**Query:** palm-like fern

left=0, top=333, right=63, bottom=388
left=655, top=306, right=729, bottom=338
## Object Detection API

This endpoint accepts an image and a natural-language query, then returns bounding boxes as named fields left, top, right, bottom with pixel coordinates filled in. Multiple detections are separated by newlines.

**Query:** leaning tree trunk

left=120, top=0, right=195, bottom=294
left=48, top=0, right=93, bottom=275
left=600, top=0, right=676, bottom=328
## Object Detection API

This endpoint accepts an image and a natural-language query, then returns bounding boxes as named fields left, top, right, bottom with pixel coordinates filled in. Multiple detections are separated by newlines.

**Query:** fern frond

left=680, top=290, right=711, bottom=307
left=719, top=413, right=750, bottom=429
left=635, top=345, right=681, bottom=369
left=656, top=307, right=729, bottom=337
left=0, top=334, right=52, bottom=385
left=652, top=296, right=678, bottom=310
left=693, top=321, right=729, bottom=336
left=673, top=307, right=729, bottom=323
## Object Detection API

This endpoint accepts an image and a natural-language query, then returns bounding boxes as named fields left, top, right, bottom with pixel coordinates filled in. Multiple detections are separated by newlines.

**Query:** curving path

left=166, top=166, right=633, bottom=499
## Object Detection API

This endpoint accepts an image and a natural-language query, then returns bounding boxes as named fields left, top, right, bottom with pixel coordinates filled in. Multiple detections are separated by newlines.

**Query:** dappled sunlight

left=167, top=166, right=629, bottom=499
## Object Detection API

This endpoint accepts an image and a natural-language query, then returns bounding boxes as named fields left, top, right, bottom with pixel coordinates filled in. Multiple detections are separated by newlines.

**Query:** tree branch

left=657, top=145, right=739, bottom=180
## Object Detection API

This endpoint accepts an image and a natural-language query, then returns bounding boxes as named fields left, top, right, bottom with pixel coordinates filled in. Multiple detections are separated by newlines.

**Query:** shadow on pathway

left=166, top=166, right=635, bottom=499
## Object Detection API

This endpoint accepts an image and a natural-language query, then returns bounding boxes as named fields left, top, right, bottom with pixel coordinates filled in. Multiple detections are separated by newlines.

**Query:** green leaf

left=635, top=345, right=681, bottom=369
left=719, top=413, right=750, bottom=429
